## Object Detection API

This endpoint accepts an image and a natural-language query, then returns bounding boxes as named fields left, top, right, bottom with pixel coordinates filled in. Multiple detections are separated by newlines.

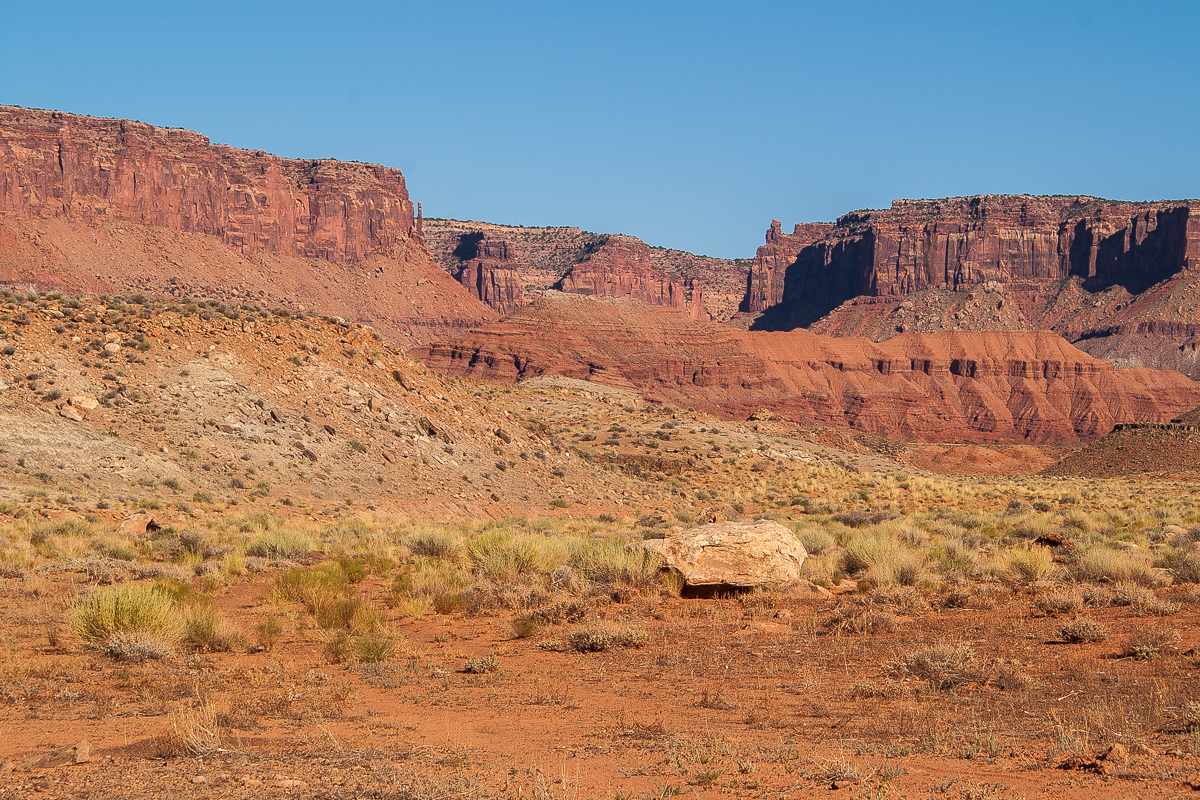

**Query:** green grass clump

left=68, top=583, right=184, bottom=655
left=570, top=537, right=662, bottom=589
left=246, top=527, right=314, bottom=559
left=1069, top=547, right=1158, bottom=586
left=1004, top=547, right=1053, bottom=585
left=841, top=530, right=923, bottom=587
left=183, top=607, right=243, bottom=652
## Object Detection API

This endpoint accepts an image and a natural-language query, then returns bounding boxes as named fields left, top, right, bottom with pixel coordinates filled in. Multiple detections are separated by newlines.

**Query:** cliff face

left=0, top=106, right=419, bottom=262
left=0, top=106, right=497, bottom=346
left=742, top=221, right=834, bottom=312
left=413, top=293, right=1200, bottom=444
left=452, top=233, right=525, bottom=314
left=556, top=234, right=711, bottom=319
left=755, top=196, right=1200, bottom=315
left=422, top=219, right=749, bottom=321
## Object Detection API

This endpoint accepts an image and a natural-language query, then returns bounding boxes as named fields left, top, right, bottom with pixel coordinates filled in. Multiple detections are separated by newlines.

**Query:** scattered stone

left=19, top=740, right=91, bottom=770
left=324, top=424, right=337, bottom=435
left=276, top=778, right=307, bottom=789
left=191, top=775, right=209, bottom=784
left=779, top=579, right=834, bottom=598
left=494, top=428, right=512, bottom=444
left=391, top=369, right=414, bottom=390
left=59, top=404, right=85, bottom=421
left=103, top=343, right=121, bottom=353
left=657, top=520, right=807, bottom=591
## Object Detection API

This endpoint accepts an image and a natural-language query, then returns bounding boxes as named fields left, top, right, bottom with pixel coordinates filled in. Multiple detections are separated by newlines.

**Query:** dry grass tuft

left=1058, top=618, right=1109, bottom=643
left=160, top=701, right=223, bottom=756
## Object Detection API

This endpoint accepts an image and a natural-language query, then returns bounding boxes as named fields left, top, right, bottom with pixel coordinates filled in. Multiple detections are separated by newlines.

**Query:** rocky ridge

left=413, top=292, right=1200, bottom=444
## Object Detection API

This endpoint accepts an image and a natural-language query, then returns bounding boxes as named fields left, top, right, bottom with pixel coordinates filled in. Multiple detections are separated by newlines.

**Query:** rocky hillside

left=413, top=292, right=1200, bottom=444
left=1041, top=422, right=1200, bottom=479
left=423, top=218, right=751, bottom=321
left=0, top=106, right=496, bottom=347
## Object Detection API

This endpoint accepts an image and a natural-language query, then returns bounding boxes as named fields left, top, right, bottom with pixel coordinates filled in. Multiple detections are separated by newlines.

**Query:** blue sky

left=3, top=1, right=1198, bottom=258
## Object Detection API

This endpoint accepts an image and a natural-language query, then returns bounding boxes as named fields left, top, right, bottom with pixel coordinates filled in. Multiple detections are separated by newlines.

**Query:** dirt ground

left=5, top=560, right=1200, bottom=799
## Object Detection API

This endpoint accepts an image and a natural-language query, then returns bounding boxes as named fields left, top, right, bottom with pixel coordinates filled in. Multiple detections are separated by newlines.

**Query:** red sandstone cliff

left=556, top=235, right=710, bottom=320
left=0, top=106, right=496, bottom=346
left=422, top=219, right=748, bottom=320
left=742, top=220, right=834, bottom=312
left=412, top=293, right=1200, bottom=444
left=452, top=233, right=525, bottom=314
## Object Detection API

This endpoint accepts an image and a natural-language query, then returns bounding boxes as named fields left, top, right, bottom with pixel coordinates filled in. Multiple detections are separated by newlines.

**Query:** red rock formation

left=453, top=233, right=524, bottom=314
left=742, top=220, right=833, bottom=312
left=556, top=235, right=691, bottom=311
left=413, top=293, right=1200, bottom=444
left=0, top=106, right=419, bottom=262
left=422, top=219, right=748, bottom=321
left=761, top=196, right=1200, bottom=315
left=0, top=106, right=497, bottom=345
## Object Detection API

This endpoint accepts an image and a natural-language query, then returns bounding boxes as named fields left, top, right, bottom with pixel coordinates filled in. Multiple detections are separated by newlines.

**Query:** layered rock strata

left=0, top=105, right=496, bottom=345
left=423, top=219, right=748, bottom=320
left=413, top=293, right=1200, bottom=444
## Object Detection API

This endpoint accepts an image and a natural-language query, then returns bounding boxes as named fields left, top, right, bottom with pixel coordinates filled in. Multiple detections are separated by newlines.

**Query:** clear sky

left=3, top=1, right=1198, bottom=258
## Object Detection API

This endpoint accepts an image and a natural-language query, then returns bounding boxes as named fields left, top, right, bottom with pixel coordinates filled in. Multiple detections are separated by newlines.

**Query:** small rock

left=241, top=777, right=263, bottom=786
left=494, top=428, right=512, bottom=444
left=19, top=740, right=91, bottom=770
left=191, top=775, right=209, bottom=784
left=276, top=779, right=307, bottom=789
left=70, top=395, right=99, bottom=411
left=59, top=404, right=85, bottom=421
left=1100, top=743, right=1128, bottom=765
left=103, top=343, right=121, bottom=354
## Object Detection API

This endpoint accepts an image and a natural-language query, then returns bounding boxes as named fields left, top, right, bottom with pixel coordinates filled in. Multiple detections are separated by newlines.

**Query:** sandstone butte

left=0, top=105, right=497, bottom=348
left=412, top=292, right=1200, bottom=444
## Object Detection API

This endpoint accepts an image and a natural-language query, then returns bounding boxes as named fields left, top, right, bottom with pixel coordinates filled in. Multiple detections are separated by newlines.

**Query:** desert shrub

left=1004, top=547, right=1053, bottom=585
left=1035, top=588, right=1083, bottom=616
left=931, top=538, right=978, bottom=577
left=866, top=584, right=929, bottom=613
left=888, top=642, right=978, bottom=691
left=246, top=527, right=313, bottom=559
left=323, top=631, right=355, bottom=664
left=1005, top=499, right=1034, bottom=516
left=465, top=531, right=552, bottom=582
left=406, top=528, right=462, bottom=561
left=1069, top=547, right=1158, bottom=586
left=102, top=632, right=174, bottom=662
left=69, top=583, right=184, bottom=658
left=272, top=563, right=353, bottom=611
left=1061, top=510, right=1093, bottom=533
left=565, top=623, right=649, bottom=652
left=95, top=541, right=137, bottom=562
left=1008, top=515, right=1053, bottom=540
left=316, top=597, right=380, bottom=633
left=462, top=654, right=499, bottom=674
left=823, top=604, right=898, bottom=635
left=1155, top=548, right=1200, bottom=584
left=389, top=559, right=469, bottom=607
left=183, top=608, right=243, bottom=652
left=841, top=530, right=922, bottom=586
left=355, top=632, right=396, bottom=663
left=570, top=537, right=662, bottom=590
left=798, top=529, right=834, bottom=556
left=159, top=701, right=222, bottom=757
left=1058, top=618, right=1109, bottom=643
left=1122, top=627, right=1181, bottom=660
left=1110, top=582, right=1155, bottom=607
left=254, top=617, right=284, bottom=651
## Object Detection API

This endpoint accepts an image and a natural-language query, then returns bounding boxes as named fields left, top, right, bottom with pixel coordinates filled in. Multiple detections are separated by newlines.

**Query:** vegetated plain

left=2, top=290, right=1200, bottom=798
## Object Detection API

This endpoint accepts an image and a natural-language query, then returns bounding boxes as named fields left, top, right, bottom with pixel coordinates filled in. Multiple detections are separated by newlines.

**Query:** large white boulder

left=656, top=520, right=807, bottom=589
